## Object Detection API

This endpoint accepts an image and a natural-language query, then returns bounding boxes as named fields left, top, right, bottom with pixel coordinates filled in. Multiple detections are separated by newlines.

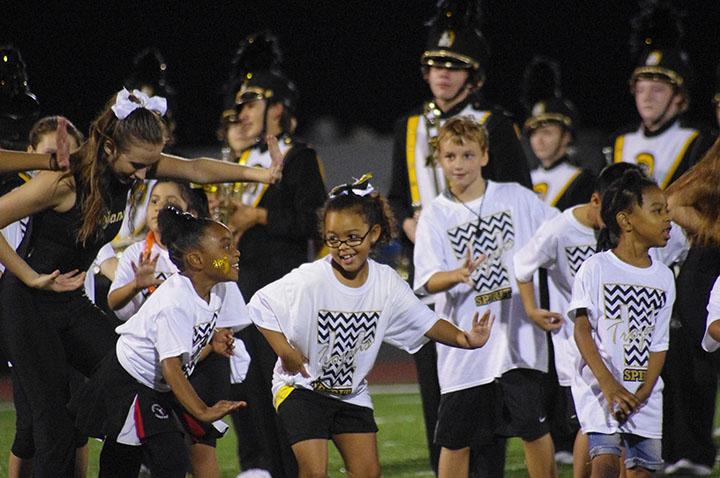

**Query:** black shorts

left=496, top=369, right=550, bottom=441
left=72, top=353, right=227, bottom=448
left=276, top=387, right=378, bottom=445
left=434, top=381, right=500, bottom=450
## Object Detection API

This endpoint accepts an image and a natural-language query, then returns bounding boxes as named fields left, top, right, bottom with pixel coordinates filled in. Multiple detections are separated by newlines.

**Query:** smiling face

left=199, top=222, right=240, bottom=283
left=237, top=99, right=266, bottom=143
left=323, top=208, right=380, bottom=286
left=622, top=185, right=671, bottom=248
left=107, top=140, right=164, bottom=183
left=146, top=182, right=189, bottom=234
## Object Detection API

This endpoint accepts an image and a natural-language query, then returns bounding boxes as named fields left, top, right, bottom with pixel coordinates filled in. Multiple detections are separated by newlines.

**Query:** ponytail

left=157, top=206, right=214, bottom=271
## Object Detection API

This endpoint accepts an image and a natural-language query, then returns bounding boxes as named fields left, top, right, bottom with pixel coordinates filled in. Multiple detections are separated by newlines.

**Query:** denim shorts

left=587, top=432, right=663, bottom=471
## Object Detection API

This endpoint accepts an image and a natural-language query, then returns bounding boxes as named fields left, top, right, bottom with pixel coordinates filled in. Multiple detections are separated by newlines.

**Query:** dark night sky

left=3, top=1, right=719, bottom=146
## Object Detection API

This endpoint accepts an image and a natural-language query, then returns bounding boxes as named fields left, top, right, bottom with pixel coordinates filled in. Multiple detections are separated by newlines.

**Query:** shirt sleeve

left=567, top=260, right=596, bottom=325
left=217, top=283, right=253, bottom=331
left=649, top=274, right=675, bottom=352
left=108, top=244, right=143, bottom=321
left=155, top=308, right=193, bottom=363
left=413, top=207, right=448, bottom=295
left=702, top=277, right=720, bottom=352
left=383, top=276, right=435, bottom=353
left=247, top=278, right=289, bottom=333
left=514, top=219, right=559, bottom=283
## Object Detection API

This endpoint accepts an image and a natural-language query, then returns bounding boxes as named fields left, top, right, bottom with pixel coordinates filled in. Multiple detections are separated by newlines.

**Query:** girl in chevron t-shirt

left=248, top=175, right=494, bottom=478
left=568, top=170, right=675, bottom=474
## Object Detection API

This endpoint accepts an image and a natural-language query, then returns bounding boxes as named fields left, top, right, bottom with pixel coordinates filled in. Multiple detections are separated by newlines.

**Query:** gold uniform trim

left=613, top=136, right=625, bottom=164
left=550, top=169, right=582, bottom=207
left=661, top=130, right=699, bottom=189
left=273, top=385, right=295, bottom=410
left=406, top=115, right=421, bottom=205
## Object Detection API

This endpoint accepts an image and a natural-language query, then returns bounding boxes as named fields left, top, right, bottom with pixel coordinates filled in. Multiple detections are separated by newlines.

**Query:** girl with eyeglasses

left=247, top=174, right=495, bottom=478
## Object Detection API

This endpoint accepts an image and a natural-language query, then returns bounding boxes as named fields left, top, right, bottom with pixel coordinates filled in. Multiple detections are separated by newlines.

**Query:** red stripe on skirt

left=181, top=412, right=206, bottom=439
left=133, top=397, right=146, bottom=440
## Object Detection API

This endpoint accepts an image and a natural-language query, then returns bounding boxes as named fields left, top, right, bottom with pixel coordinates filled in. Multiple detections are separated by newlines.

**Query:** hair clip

left=111, top=88, right=168, bottom=120
left=328, top=173, right=374, bottom=198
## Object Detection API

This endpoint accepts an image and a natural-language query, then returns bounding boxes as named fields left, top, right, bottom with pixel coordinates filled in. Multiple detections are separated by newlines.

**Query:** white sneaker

left=236, top=469, right=273, bottom=478
left=554, top=451, right=574, bottom=465
left=664, top=458, right=713, bottom=476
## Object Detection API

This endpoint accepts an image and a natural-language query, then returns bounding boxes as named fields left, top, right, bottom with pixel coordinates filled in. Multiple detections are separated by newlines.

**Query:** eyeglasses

left=324, top=228, right=372, bottom=249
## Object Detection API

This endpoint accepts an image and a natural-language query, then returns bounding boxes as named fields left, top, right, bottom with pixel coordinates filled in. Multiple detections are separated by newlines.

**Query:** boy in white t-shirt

left=413, top=116, right=559, bottom=477
left=569, top=170, right=675, bottom=476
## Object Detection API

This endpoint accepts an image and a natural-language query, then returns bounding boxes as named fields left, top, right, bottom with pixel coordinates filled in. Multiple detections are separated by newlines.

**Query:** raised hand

left=527, top=308, right=564, bottom=332
left=131, top=253, right=163, bottom=290
left=265, top=134, right=284, bottom=184
left=466, top=310, right=495, bottom=348
left=454, top=248, right=485, bottom=286
left=29, top=269, right=86, bottom=292
left=54, top=117, right=71, bottom=171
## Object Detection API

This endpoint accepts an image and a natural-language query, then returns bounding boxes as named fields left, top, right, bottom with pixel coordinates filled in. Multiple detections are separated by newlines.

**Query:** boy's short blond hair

left=433, top=116, right=489, bottom=154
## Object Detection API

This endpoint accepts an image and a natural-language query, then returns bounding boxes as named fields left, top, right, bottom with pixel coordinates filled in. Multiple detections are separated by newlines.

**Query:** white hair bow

left=111, top=88, right=168, bottom=120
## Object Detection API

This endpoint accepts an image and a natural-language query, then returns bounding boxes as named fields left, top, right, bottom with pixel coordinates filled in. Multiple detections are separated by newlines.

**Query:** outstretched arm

left=425, top=310, right=494, bottom=349
left=0, top=149, right=61, bottom=174
left=161, top=356, right=245, bottom=422
left=152, top=135, right=284, bottom=185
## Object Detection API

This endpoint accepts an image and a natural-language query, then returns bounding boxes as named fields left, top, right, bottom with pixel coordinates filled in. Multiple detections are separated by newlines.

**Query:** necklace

left=446, top=181, right=486, bottom=222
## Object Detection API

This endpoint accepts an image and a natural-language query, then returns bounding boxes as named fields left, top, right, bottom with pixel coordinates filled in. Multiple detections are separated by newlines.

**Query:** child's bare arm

left=256, top=326, right=309, bottom=377
left=425, top=311, right=494, bottom=349
left=574, top=311, right=639, bottom=420
left=634, top=351, right=666, bottom=404
left=161, top=356, right=244, bottom=422
left=517, top=279, right=563, bottom=332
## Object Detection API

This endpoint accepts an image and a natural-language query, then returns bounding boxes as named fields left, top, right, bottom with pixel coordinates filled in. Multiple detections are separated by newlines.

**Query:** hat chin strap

left=643, top=92, right=677, bottom=132
left=435, top=83, right=472, bottom=112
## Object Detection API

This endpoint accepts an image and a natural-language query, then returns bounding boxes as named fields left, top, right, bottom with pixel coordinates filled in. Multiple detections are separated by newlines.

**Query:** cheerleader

left=0, top=87, right=283, bottom=476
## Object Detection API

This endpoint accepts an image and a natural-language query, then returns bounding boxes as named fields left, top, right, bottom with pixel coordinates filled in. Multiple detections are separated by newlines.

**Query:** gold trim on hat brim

left=524, top=113, right=572, bottom=131
left=631, top=66, right=684, bottom=88
left=235, top=87, right=273, bottom=105
left=421, top=50, right=479, bottom=70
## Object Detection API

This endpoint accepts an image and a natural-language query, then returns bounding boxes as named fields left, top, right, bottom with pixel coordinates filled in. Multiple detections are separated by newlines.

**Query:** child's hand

left=527, top=308, right=564, bottom=332
left=601, top=379, right=639, bottom=423
left=199, top=400, right=246, bottom=422
left=633, top=383, right=652, bottom=406
left=211, top=328, right=235, bottom=357
left=280, top=348, right=310, bottom=378
left=454, top=248, right=485, bottom=286
left=466, top=310, right=495, bottom=348
left=265, top=134, right=284, bottom=184
left=132, top=253, right=162, bottom=290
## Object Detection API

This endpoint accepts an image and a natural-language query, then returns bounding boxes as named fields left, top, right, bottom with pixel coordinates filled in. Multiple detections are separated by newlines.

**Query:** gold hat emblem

left=645, top=50, right=662, bottom=66
left=531, top=102, right=546, bottom=116
left=438, top=30, right=455, bottom=48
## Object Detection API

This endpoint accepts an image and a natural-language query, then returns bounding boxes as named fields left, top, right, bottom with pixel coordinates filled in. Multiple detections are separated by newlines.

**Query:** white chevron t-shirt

left=567, top=251, right=675, bottom=438
left=414, top=181, right=559, bottom=393
left=116, top=273, right=252, bottom=392
left=248, top=256, right=437, bottom=409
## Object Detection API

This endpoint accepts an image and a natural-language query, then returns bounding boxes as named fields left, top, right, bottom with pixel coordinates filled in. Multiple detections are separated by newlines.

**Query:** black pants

left=1, top=278, right=117, bottom=477
left=99, top=432, right=189, bottom=478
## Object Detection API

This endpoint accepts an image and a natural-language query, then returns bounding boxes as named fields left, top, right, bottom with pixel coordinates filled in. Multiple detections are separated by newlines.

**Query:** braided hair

left=596, top=169, right=658, bottom=251
left=157, top=206, right=215, bottom=271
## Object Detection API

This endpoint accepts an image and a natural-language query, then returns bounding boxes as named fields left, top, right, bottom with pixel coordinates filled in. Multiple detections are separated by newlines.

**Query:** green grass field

left=1, top=390, right=718, bottom=477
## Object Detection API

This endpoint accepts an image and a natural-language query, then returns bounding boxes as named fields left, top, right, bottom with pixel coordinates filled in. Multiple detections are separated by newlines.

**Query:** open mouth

left=338, top=252, right=356, bottom=265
